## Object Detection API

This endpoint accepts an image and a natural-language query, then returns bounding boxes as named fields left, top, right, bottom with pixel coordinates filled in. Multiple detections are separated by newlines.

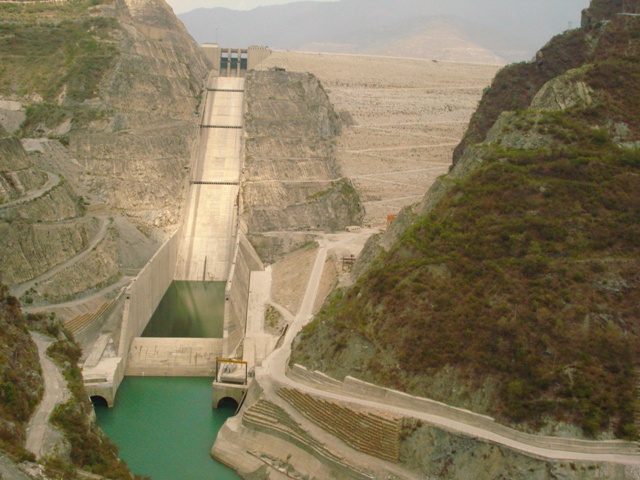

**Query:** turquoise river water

left=95, top=377, right=240, bottom=480
left=96, top=281, right=239, bottom=479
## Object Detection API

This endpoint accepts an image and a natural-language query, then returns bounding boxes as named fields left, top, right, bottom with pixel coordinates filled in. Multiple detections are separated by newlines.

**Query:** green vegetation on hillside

left=47, top=338, right=143, bottom=479
left=0, top=283, right=139, bottom=476
left=453, top=10, right=640, bottom=164
left=0, top=285, right=43, bottom=460
left=293, top=13, right=640, bottom=439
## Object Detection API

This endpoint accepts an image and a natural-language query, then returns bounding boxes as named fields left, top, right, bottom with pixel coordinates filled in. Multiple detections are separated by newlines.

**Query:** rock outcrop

left=582, top=0, right=640, bottom=27
left=0, top=136, right=46, bottom=204
left=243, top=70, right=364, bottom=258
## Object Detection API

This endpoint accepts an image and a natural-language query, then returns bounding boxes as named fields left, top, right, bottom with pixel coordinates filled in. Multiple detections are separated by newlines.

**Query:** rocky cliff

left=292, top=0, right=640, bottom=449
left=0, top=0, right=211, bottom=476
left=67, top=0, right=209, bottom=224
left=243, top=70, right=364, bottom=260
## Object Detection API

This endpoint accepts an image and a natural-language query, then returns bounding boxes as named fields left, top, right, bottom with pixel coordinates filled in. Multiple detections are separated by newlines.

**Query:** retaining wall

left=247, top=46, right=272, bottom=71
left=224, top=229, right=263, bottom=357
left=342, top=377, right=638, bottom=454
left=117, top=227, right=182, bottom=359
left=288, top=365, right=639, bottom=456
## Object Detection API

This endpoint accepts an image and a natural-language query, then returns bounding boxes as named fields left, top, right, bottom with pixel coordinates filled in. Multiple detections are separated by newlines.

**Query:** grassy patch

left=0, top=16, right=119, bottom=101
left=0, top=6, right=120, bottom=135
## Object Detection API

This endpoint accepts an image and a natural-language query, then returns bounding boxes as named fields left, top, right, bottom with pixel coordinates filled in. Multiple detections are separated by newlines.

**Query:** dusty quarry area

left=257, top=51, right=499, bottom=226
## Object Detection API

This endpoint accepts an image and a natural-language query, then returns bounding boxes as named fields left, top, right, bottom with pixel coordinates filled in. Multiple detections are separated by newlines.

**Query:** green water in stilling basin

left=94, top=377, right=240, bottom=480
left=142, top=281, right=226, bottom=338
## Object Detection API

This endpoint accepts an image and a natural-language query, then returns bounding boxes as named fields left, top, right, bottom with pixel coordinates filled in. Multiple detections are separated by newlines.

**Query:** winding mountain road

left=11, top=216, right=110, bottom=298
left=0, top=171, right=60, bottom=210
left=23, top=276, right=133, bottom=315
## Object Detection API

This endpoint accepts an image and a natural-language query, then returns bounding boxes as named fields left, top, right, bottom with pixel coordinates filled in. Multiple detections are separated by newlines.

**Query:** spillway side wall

left=117, top=226, right=182, bottom=359
left=224, top=230, right=263, bottom=357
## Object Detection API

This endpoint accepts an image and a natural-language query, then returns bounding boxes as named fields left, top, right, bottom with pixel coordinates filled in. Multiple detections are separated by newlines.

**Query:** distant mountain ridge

left=178, top=0, right=590, bottom=63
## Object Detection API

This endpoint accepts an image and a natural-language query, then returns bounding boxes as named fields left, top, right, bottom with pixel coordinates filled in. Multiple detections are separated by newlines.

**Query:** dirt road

left=25, top=333, right=69, bottom=460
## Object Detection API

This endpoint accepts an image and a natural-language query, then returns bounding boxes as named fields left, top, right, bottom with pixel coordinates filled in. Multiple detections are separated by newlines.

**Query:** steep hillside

left=452, top=0, right=640, bottom=164
left=292, top=1, right=640, bottom=440
left=0, top=283, right=140, bottom=478
left=0, top=0, right=207, bottom=473
left=0, top=0, right=208, bottom=303
left=243, top=70, right=364, bottom=259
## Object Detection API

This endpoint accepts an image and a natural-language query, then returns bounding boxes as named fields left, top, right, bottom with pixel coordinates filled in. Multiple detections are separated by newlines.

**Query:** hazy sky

left=167, top=0, right=338, bottom=14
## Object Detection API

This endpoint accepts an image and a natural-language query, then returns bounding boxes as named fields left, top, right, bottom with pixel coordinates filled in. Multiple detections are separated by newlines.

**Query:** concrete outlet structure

left=202, top=44, right=272, bottom=77
left=212, top=383, right=247, bottom=409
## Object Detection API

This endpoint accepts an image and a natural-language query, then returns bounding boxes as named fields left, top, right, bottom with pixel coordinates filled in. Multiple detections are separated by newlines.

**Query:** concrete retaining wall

left=125, top=337, right=223, bottom=376
left=247, top=46, right=272, bottom=71
left=202, top=44, right=220, bottom=72
left=224, top=229, right=263, bottom=357
left=342, top=377, right=638, bottom=454
left=117, top=228, right=182, bottom=359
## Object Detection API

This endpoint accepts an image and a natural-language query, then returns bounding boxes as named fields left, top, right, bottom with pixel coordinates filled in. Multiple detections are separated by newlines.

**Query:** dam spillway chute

left=85, top=47, right=273, bottom=405
left=174, top=77, right=245, bottom=282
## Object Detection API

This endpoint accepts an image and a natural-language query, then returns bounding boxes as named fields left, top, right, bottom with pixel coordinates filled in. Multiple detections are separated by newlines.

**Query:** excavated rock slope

left=243, top=70, right=364, bottom=259
left=68, top=0, right=210, bottom=225
left=0, top=0, right=209, bottom=303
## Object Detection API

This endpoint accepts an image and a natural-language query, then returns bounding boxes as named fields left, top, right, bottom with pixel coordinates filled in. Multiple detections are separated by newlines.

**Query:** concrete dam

left=84, top=74, right=264, bottom=406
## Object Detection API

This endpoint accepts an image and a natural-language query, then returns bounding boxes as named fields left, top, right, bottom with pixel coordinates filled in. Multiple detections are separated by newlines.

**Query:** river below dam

left=95, top=376, right=240, bottom=480
left=95, top=280, right=239, bottom=478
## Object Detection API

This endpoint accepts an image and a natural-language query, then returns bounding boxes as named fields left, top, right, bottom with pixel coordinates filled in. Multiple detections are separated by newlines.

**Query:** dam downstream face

left=142, top=281, right=225, bottom=338
left=95, top=377, right=240, bottom=480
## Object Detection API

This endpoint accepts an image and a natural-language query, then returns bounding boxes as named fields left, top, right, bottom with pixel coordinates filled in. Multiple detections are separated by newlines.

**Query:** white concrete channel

left=84, top=76, right=264, bottom=405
